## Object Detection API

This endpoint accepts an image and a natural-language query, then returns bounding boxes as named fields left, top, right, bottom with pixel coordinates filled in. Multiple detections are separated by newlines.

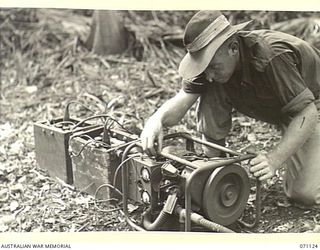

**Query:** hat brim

left=178, top=20, right=252, bottom=79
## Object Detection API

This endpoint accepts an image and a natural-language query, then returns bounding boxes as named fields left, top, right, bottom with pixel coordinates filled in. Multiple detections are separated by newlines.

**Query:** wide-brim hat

left=179, top=10, right=252, bottom=79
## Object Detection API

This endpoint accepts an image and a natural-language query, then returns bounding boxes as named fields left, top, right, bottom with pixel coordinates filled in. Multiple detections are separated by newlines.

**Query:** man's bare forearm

left=151, top=89, right=200, bottom=127
left=268, top=103, right=318, bottom=167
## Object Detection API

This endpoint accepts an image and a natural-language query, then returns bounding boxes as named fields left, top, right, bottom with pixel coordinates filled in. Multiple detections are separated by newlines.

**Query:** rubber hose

left=175, top=207, right=235, bottom=233
left=197, top=217, right=235, bottom=233
left=143, top=208, right=171, bottom=231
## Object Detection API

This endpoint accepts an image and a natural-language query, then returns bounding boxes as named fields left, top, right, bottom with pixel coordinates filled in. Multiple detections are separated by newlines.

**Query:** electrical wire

left=94, top=183, right=123, bottom=213
left=94, top=153, right=140, bottom=215
left=68, top=133, right=93, bottom=145
left=106, top=139, right=140, bottom=153
left=71, top=114, right=133, bottom=134
left=54, top=121, right=76, bottom=126
left=121, top=142, right=146, bottom=231
left=69, top=139, right=95, bottom=157
left=106, top=117, right=132, bottom=134
left=68, top=113, right=138, bottom=159
left=68, top=134, right=94, bottom=157
left=63, top=100, right=95, bottom=122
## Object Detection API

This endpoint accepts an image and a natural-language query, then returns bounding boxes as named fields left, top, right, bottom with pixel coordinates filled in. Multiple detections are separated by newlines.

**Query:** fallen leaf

left=25, top=85, right=38, bottom=94
left=114, top=80, right=127, bottom=91
left=0, top=225, right=9, bottom=232
left=69, top=224, right=76, bottom=232
left=110, top=75, right=119, bottom=80
left=313, top=225, right=320, bottom=233
left=21, top=221, right=32, bottom=231
left=42, top=183, right=51, bottom=191
left=277, top=199, right=291, bottom=208
left=240, top=122, right=252, bottom=127
left=0, top=188, right=8, bottom=199
left=273, top=222, right=293, bottom=232
left=44, top=218, right=55, bottom=224
left=0, top=122, right=14, bottom=140
left=18, top=175, right=27, bottom=183
left=32, top=227, right=42, bottom=232
left=65, top=87, right=73, bottom=94
left=247, top=193, right=256, bottom=205
left=22, top=206, right=31, bottom=213
left=301, top=221, right=313, bottom=231
left=0, top=146, right=6, bottom=158
left=247, top=133, right=257, bottom=143
left=107, top=96, right=125, bottom=109
left=74, top=197, right=91, bottom=205
left=9, top=140, right=24, bottom=155
left=262, top=206, right=274, bottom=213
left=10, top=201, right=19, bottom=212
left=10, top=183, right=24, bottom=193
left=0, top=214, right=15, bottom=225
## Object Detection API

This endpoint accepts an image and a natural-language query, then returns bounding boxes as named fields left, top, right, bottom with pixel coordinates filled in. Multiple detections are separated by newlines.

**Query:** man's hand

left=249, top=154, right=279, bottom=181
left=140, top=90, right=200, bottom=156
left=140, top=116, right=164, bottom=156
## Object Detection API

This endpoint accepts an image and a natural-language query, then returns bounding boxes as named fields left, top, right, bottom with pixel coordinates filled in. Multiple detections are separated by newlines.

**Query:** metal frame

left=160, top=133, right=257, bottom=231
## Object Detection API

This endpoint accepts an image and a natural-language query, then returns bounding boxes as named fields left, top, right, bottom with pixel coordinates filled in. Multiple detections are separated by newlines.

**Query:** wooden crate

left=69, top=127, right=121, bottom=199
left=34, top=118, right=96, bottom=184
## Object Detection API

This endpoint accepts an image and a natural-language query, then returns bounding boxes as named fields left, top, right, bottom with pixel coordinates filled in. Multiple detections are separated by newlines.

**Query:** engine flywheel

left=202, top=164, right=250, bottom=226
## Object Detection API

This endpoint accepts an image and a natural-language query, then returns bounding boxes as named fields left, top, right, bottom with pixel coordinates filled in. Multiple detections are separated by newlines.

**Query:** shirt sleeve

left=182, top=74, right=208, bottom=94
left=264, top=52, right=315, bottom=115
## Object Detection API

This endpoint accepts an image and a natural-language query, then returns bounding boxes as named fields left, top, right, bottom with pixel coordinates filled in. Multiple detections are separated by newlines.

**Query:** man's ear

left=228, top=41, right=239, bottom=56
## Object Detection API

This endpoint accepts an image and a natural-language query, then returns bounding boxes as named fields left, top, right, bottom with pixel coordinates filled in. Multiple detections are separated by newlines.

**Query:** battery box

left=69, top=126, right=123, bottom=199
left=34, top=117, right=96, bottom=184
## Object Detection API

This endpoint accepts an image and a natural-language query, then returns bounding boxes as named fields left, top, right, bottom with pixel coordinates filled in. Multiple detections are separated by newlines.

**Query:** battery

left=34, top=117, right=96, bottom=184
left=69, top=127, right=122, bottom=199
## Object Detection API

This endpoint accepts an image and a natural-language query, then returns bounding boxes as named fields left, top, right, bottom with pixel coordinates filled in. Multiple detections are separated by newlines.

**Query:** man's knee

left=286, top=183, right=320, bottom=206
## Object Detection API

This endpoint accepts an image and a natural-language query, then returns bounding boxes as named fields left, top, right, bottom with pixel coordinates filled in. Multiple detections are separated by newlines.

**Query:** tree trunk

left=85, top=10, right=129, bottom=55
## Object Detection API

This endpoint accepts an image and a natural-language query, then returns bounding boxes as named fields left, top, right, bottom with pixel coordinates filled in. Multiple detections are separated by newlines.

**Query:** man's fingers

left=141, top=134, right=147, bottom=151
left=248, top=153, right=276, bottom=181
left=146, top=135, right=157, bottom=155
left=156, top=129, right=163, bottom=154
left=250, top=161, right=267, bottom=173
left=250, top=155, right=266, bottom=165
left=253, top=166, right=269, bottom=177
left=141, top=132, right=156, bottom=156
left=259, top=172, right=273, bottom=181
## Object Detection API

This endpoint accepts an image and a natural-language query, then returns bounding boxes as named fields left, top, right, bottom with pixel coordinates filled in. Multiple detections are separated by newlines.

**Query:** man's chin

left=215, top=78, right=228, bottom=84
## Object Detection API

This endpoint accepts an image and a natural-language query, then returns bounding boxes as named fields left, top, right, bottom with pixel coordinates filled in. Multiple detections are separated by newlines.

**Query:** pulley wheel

left=202, top=164, right=250, bottom=226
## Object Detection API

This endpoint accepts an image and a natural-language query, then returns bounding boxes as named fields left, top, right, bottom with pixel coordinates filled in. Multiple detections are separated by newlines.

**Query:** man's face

left=204, top=43, right=238, bottom=84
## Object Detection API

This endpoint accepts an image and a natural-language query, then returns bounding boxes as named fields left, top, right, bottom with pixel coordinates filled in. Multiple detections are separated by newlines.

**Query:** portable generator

left=119, top=133, right=260, bottom=232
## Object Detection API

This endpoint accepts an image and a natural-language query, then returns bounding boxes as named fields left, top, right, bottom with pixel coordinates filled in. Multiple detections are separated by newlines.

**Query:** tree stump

left=85, top=10, right=129, bottom=55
